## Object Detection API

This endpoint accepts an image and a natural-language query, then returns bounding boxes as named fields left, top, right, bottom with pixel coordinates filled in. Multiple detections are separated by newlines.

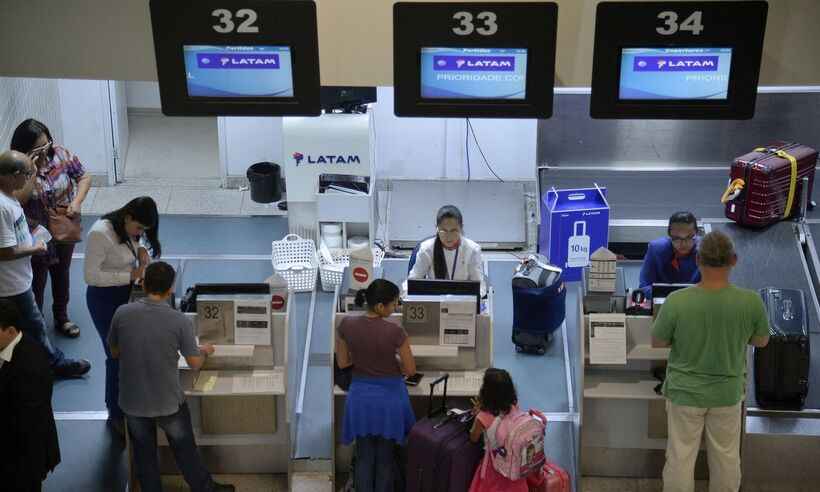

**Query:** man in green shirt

left=652, top=230, right=769, bottom=492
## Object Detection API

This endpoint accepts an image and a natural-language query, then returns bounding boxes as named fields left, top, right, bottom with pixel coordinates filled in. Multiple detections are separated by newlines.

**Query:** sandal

left=57, top=321, right=81, bottom=338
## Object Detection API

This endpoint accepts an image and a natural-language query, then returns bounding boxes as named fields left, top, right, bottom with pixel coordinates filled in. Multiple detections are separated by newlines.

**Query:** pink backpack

left=481, top=408, right=547, bottom=481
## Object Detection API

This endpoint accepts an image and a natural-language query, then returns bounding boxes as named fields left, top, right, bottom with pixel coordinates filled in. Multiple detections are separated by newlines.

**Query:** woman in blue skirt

left=336, top=279, right=417, bottom=492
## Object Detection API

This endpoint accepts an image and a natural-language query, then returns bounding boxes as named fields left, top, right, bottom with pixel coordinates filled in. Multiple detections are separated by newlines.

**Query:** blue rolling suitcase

left=511, top=255, right=566, bottom=355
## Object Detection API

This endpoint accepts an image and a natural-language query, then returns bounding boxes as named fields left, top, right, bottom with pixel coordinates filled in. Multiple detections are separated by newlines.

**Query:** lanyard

left=449, top=246, right=460, bottom=280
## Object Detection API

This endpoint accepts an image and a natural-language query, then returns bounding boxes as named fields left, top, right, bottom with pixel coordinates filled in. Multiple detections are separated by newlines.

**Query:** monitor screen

left=652, top=283, right=693, bottom=299
left=407, top=279, right=481, bottom=313
left=420, top=47, right=528, bottom=100
left=619, top=47, right=732, bottom=100
left=183, top=45, right=294, bottom=98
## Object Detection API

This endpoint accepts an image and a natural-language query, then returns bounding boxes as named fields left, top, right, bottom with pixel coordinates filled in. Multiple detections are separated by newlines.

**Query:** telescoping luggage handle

left=427, top=373, right=449, bottom=418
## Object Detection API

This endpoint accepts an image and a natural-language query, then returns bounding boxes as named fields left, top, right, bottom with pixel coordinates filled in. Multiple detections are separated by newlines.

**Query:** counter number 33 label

left=405, top=304, right=429, bottom=323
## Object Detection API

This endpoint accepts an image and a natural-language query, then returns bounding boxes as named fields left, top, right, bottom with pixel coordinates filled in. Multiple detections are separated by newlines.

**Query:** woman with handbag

left=11, top=119, right=92, bottom=338
left=85, top=196, right=161, bottom=436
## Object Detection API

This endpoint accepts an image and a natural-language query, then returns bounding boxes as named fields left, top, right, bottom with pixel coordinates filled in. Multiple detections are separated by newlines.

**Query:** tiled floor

left=161, top=474, right=288, bottom=491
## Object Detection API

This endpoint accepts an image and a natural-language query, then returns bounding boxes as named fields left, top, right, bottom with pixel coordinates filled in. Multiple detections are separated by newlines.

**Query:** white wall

left=57, top=79, right=111, bottom=176
left=372, top=87, right=537, bottom=181
left=125, top=81, right=161, bottom=109
left=219, top=117, right=284, bottom=177
left=0, top=77, right=63, bottom=151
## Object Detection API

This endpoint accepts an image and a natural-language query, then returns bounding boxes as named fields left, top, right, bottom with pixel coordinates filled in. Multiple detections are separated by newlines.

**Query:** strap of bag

left=754, top=147, right=799, bottom=218
left=720, top=178, right=746, bottom=204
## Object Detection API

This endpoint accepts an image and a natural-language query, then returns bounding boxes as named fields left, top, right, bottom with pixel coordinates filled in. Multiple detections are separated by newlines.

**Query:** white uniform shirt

left=408, top=236, right=484, bottom=283
left=84, top=219, right=141, bottom=287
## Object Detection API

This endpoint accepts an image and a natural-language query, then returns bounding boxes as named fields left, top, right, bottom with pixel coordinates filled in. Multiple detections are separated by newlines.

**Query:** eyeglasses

left=28, top=141, right=52, bottom=159
left=437, top=227, right=461, bottom=237
left=669, top=234, right=697, bottom=245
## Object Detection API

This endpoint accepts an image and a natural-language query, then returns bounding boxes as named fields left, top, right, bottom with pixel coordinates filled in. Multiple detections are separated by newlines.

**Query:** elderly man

left=652, top=231, right=770, bottom=492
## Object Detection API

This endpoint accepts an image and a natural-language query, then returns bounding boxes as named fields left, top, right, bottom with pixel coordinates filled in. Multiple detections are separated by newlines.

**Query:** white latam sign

left=282, top=113, right=371, bottom=202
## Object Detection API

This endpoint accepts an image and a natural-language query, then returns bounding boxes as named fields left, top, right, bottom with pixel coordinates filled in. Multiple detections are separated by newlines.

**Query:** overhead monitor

left=394, top=2, right=557, bottom=118
left=618, top=47, right=732, bottom=100
left=150, top=0, right=321, bottom=116
left=590, top=1, right=768, bottom=119
left=419, top=47, right=528, bottom=100
left=183, top=45, right=294, bottom=98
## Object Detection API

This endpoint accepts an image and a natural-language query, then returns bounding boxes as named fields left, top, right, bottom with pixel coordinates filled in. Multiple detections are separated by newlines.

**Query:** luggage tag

left=567, top=221, right=591, bottom=268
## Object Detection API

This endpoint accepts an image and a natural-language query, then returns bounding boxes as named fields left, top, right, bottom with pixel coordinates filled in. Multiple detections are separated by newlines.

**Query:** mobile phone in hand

left=405, top=373, right=424, bottom=386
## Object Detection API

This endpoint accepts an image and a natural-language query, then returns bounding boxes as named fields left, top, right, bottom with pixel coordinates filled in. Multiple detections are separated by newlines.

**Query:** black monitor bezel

left=407, top=279, right=481, bottom=314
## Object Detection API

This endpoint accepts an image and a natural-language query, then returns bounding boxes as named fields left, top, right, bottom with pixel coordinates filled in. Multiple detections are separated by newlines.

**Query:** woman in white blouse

left=408, top=205, right=484, bottom=288
left=84, top=196, right=161, bottom=435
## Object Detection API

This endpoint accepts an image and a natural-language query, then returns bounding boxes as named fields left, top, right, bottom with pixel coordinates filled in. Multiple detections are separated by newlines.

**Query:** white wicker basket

left=271, top=234, right=318, bottom=292
left=318, top=247, right=385, bottom=292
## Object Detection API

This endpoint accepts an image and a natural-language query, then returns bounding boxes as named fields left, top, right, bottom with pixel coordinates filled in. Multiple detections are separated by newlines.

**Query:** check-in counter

left=579, top=265, right=711, bottom=477
left=331, top=289, right=494, bottom=474
left=154, top=294, right=291, bottom=476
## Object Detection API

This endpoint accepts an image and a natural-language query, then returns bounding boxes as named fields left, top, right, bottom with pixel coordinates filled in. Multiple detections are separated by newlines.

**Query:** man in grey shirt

left=108, top=261, right=233, bottom=492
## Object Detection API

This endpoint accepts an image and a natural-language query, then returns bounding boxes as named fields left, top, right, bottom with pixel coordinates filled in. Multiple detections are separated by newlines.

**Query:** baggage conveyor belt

left=710, top=222, right=820, bottom=411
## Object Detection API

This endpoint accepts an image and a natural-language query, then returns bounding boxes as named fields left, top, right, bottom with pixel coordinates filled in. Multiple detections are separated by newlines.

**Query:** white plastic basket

left=271, top=234, right=319, bottom=292
left=318, top=247, right=385, bottom=292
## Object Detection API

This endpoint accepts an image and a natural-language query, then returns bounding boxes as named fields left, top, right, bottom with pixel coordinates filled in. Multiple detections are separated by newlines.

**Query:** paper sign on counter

left=212, top=344, right=255, bottom=358
left=588, top=313, right=627, bottom=365
left=446, top=372, right=484, bottom=393
left=232, top=370, right=284, bottom=394
left=439, top=297, right=476, bottom=347
left=234, top=297, right=271, bottom=345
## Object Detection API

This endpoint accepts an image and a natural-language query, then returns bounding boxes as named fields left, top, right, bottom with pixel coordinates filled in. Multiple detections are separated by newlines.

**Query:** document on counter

left=439, top=298, right=476, bottom=347
left=212, top=344, right=255, bottom=358
left=232, top=370, right=284, bottom=394
left=234, top=297, right=271, bottom=345
left=194, top=371, right=219, bottom=393
left=588, top=313, right=627, bottom=365
left=446, top=371, right=484, bottom=394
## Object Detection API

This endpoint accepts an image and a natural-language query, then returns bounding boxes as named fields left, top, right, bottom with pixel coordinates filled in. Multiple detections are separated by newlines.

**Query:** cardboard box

left=540, top=186, right=610, bottom=281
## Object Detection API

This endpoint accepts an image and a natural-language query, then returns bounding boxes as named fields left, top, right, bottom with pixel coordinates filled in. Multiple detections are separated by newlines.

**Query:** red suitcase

left=528, top=461, right=570, bottom=492
left=722, top=142, right=819, bottom=227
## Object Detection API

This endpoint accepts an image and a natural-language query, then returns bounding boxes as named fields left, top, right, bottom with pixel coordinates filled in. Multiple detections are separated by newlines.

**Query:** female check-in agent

left=408, top=205, right=486, bottom=294
left=639, top=211, right=701, bottom=296
left=336, top=279, right=417, bottom=492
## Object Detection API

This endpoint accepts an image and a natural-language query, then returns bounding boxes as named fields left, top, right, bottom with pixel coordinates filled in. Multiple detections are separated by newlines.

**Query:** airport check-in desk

left=331, top=288, right=494, bottom=474
left=154, top=294, right=291, bottom=475
left=578, top=220, right=820, bottom=486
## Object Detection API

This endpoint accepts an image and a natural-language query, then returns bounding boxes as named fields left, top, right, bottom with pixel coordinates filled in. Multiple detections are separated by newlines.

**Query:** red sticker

left=353, top=267, right=369, bottom=283
left=271, top=295, right=286, bottom=310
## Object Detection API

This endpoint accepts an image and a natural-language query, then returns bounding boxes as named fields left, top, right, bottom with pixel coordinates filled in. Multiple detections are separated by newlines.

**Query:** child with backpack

left=468, top=368, right=549, bottom=492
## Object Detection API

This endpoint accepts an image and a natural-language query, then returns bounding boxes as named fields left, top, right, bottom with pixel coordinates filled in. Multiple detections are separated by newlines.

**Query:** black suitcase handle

left=427, top=373, right=449, bottom=418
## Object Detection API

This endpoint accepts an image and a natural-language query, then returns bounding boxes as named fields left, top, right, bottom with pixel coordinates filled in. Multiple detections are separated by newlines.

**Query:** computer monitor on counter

left=407, top=279, right=481, bottom=314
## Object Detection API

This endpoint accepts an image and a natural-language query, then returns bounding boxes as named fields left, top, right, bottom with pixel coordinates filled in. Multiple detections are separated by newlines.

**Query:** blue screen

left=420, top=47, right=528, bottom=100
left=183, top=45, right=294, bottom=98
left=619, top=47, right=732, bottom=100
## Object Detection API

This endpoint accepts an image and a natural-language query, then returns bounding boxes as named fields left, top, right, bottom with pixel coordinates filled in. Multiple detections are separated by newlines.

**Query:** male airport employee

left=652, top=231, right=770, bottom=492
left=639, top=211, right=701, bottom=295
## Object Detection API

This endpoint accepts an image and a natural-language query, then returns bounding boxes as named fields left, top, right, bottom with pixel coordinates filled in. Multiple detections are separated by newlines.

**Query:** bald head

left=0, top=150, right=30, bottom=176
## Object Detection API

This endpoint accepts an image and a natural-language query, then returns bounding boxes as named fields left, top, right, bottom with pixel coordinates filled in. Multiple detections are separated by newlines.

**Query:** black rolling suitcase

left=754, top=288, right=811, bottom=410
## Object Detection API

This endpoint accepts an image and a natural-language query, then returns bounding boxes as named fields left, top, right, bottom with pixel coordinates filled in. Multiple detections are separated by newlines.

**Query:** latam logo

left=197, top=53, right=280, bottom=69
left=433, top=55, right=515, bottom=72
left=292, top=152, right=361, bottom=166
left=633, top=56, right=719, bottom=72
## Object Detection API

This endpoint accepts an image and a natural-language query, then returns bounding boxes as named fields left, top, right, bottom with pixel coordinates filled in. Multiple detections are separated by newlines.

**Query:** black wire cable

left=465, top=118, right=471, bottom=182
left=466, top=118, right=504, bottom=182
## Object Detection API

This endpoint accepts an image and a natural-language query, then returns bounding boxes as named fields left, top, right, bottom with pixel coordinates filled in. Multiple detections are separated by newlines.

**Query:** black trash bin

left=246, top=162, right=283, bottom=203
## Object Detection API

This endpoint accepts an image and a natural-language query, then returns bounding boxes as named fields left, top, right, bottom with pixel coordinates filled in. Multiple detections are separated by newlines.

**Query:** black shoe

left=107, top=416, right=126, bottom=440
left=56, top=321, right=81, bottom=338
left=213, top=484, right=235, bottom=492
left=53, top=358, right=91, bottom=379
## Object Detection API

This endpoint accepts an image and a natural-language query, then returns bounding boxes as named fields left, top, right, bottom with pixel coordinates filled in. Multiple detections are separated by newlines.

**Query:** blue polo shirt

left=639, top=237, right=701, bottom=295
